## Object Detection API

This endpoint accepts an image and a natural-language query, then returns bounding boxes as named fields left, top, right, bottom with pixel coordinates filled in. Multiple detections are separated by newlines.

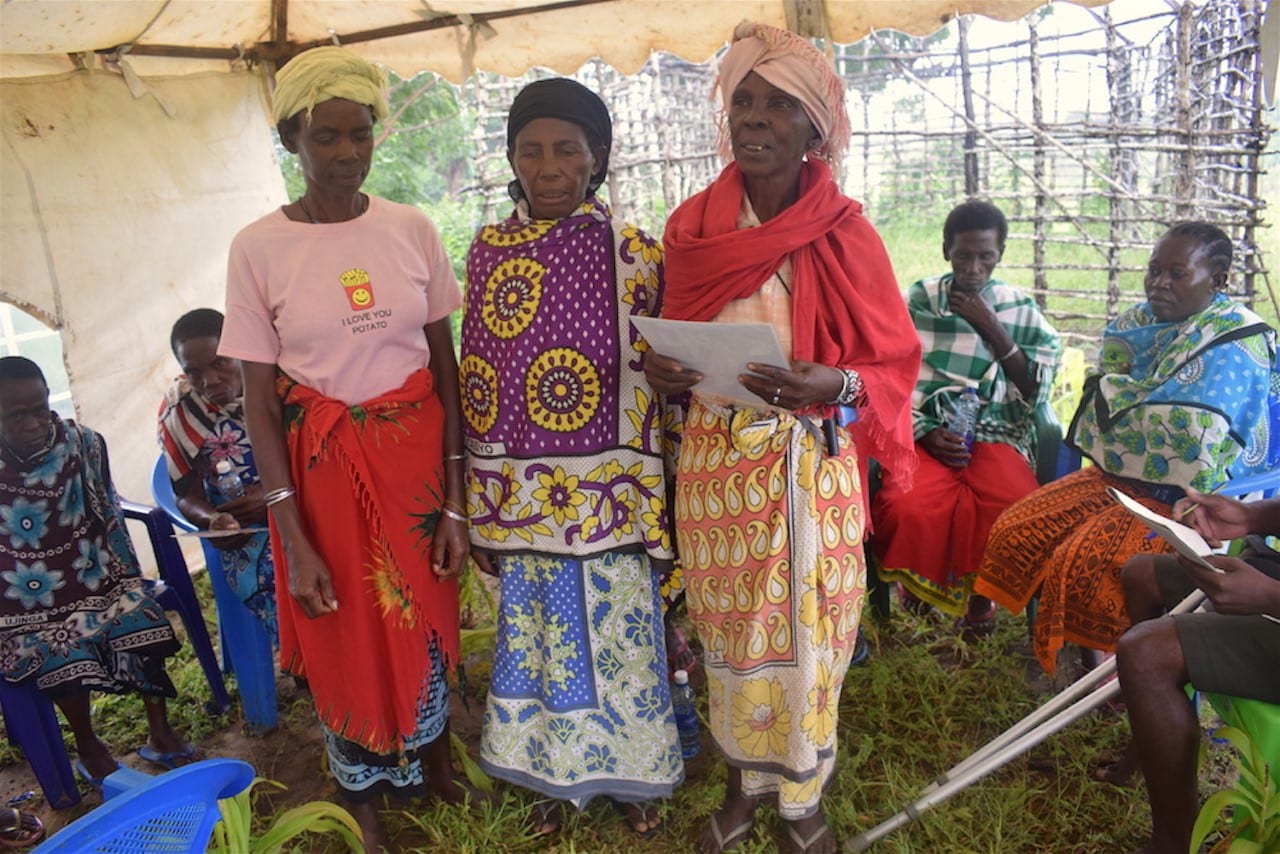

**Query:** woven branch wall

left=453, top=0, right=1272, bottom=349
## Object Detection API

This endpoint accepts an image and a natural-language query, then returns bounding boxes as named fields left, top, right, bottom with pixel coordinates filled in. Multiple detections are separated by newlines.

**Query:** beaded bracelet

left=263, top=486, right=296, bottom=508
left=833, top=368, right=864, bottom=406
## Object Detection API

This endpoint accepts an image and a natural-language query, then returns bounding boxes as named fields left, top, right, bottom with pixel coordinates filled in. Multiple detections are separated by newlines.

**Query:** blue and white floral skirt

left=480, top=551, right=683, bottom=807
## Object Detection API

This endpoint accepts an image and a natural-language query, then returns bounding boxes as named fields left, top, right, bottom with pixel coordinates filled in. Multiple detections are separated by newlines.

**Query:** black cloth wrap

left=506, top=78, right=612, bottom=201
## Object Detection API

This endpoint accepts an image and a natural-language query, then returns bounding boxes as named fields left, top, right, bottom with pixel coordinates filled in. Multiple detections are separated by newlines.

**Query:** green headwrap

left=272, top=46, right=389, bottom=125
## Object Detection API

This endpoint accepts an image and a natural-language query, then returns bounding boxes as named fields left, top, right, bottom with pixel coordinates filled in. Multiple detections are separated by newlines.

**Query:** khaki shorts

left=1153, top=549, right=1280, bottom=705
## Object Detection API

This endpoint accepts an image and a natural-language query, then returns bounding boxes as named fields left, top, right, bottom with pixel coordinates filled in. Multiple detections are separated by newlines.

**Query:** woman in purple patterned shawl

left=461, top=78, right=681, bottom=836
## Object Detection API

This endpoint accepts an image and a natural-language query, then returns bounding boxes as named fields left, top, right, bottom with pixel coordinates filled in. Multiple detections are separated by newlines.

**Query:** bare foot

left=780, top=811, right=836, bottom=854
left=347, top=800, right=390, bottom=853
left=427, top=776, right=495, bottom=809
left=697, top=795, right=758, bottom=854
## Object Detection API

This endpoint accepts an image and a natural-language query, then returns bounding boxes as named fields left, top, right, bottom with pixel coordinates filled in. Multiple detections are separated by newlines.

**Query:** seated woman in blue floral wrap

left=976, top=222, right=1278, bottom=674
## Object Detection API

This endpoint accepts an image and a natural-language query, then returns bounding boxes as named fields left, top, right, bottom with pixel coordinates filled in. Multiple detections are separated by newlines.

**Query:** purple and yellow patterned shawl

left=461, top=197, right=674, bottom=562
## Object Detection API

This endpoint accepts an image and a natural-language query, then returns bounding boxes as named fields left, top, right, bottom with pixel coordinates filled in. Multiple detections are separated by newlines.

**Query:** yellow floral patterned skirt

left=677, top=399, right=867, bottom=819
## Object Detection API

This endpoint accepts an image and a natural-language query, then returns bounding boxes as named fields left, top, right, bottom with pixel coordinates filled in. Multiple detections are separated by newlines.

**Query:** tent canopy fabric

left=1, top=0, right=1108, bottom=82
left=0, top=0, right=1106, bottom=501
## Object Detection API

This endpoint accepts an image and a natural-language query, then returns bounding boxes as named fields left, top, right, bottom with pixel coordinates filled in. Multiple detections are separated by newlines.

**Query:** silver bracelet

left=996, top=343, right=1020, bottom=361
left=263, top=486, right=296, bottom=508
left=444, top=452, right=466, bottom=461
left=441, top=506, right=467, bottom=523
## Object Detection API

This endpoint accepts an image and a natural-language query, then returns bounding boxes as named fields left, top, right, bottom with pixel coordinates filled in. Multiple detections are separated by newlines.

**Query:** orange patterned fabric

left=677, top=398, right=866, bottom=818
left=975, top=467, right=1173, bottom=673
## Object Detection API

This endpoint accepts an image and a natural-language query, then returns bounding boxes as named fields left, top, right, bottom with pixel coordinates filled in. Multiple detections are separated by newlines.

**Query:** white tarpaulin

left=1, top=70, right=284, bottom=499
left=0, top=0, right=1108, bottom=501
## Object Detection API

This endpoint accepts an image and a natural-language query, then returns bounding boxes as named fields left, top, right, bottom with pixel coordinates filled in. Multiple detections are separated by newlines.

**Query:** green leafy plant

left=208, top=776, right=364, bottom=853
left=1190, top=725, right=1280, bottom=854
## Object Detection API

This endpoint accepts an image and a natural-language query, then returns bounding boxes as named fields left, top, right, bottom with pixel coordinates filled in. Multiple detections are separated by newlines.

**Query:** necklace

left=298, top=193, right=367, bottom=224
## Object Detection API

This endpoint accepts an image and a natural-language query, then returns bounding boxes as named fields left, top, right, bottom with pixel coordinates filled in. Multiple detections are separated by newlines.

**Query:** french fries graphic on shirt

left=340, top=268, right=375, bottom=311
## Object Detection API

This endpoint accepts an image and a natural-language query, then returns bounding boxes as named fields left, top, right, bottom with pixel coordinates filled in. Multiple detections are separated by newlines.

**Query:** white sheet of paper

left=175, top=526, right=270, bottom=539
left=1105, top=487, right=1221, bottom=572
left=630, top=317, right=788, bottom=406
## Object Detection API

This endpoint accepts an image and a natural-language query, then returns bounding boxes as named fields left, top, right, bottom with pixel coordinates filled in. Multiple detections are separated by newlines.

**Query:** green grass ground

left=6, top=570, right=1244, bottom=853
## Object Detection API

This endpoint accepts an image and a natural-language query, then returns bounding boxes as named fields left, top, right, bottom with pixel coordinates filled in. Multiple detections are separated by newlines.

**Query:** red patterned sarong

left=272, top=369, right=459, bottom=754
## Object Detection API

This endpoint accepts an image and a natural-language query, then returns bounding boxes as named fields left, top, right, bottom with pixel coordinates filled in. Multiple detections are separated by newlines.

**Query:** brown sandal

left=0, top=808, right=44, bottom=849
left=955, top=600, right=997, bottom=642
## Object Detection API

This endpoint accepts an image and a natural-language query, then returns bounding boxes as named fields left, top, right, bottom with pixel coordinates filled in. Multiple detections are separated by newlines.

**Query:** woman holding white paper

left=644, top=22, right=919, bottom=853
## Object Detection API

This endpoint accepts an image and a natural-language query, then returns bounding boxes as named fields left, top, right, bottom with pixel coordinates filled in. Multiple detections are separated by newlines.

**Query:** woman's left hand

left=741, top=361, right=845, bottom=410
left=431, top=515, right=469, bottom=579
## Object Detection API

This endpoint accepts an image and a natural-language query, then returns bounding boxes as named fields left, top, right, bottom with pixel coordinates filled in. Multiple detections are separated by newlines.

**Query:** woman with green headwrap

left=219, top=46, right=475, bottom=850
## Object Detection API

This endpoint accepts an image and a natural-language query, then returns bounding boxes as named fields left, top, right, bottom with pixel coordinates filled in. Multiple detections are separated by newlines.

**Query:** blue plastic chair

left=32, top=758, right=255, bottom=853
left=119, top=500, right=231, bottom=716
left=151, top=457, right=278, bottom=733
left=0, top=679, right=80, bottom=808
left=0, top=498, right=230, bottom=809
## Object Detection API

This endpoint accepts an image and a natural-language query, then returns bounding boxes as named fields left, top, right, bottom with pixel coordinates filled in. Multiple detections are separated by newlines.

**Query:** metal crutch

left=845, top=588, right=1206, bottom=852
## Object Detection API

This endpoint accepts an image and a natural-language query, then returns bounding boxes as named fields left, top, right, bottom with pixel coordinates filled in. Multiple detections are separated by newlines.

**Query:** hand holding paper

left=631, top=318, right=787, bottom=406
left=1106, top=487, right=1221, bottom=572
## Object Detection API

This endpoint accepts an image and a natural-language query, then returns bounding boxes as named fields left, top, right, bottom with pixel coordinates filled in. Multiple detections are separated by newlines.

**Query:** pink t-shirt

left=220, top=196, right=462, bottom=404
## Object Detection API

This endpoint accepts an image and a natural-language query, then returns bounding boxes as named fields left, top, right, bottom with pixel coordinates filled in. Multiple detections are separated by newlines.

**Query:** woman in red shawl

left=644, top=22, right=919, bottom=854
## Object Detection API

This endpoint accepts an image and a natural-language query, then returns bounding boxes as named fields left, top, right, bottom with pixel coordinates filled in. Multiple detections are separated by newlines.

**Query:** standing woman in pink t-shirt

left=218, top=47, right=475, bottom=851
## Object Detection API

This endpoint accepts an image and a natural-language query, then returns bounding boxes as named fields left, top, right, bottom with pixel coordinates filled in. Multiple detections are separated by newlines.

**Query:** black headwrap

left=506, top=78, right=612, bottom=202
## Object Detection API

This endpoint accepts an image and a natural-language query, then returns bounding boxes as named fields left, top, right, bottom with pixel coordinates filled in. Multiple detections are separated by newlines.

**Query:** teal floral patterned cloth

left=480, top=551, right=682, bottom=806
left=0, top=417, right=178, bottom=695
left=1067, top=293, right=1278, bottom=491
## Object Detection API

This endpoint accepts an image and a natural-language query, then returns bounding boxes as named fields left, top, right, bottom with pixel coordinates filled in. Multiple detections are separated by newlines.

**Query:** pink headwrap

left=714, top=21, right=850, bottom=167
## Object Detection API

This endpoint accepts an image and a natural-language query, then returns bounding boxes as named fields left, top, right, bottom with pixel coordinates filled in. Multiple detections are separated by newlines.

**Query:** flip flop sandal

left=955, top=602, right=998, bottom=642
left=849, top=632, right=871, bottom=667
left=0, top=808, right=44, bottom=849
left=529, top=800, right=564, bottom=836
left=783, top=820, right=834, bottom=853
left=73, top=758, right=119, bottom=791
left=137, top=743, right=196, bottom=770
left=613, top=799, right=663, bottom=838
left=898, top=586, right=933, bottom=617
left=704, top=810, right=755, bottom=853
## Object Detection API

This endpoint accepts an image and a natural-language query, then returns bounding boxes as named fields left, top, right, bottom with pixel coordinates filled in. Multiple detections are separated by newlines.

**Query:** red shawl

left=663, top=159, right=919, bottom=485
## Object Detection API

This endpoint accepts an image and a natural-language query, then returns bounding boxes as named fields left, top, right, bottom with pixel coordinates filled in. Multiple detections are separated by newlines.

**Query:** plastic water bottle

left=948, top=385, right=981, bottom=455
left=671, top=669, right=700, bottom=759
left=214, top=460, right=245, bottom=501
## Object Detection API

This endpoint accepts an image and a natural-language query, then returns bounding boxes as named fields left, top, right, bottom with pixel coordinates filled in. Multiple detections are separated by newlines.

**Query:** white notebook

left=1106, top=487, right=1221, bottom=573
